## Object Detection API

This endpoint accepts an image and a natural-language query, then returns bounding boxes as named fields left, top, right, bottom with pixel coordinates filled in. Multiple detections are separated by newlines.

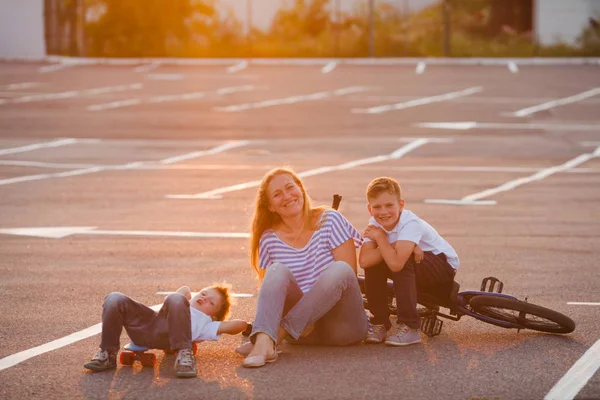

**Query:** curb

left=1, top=56, right=600, bottom=66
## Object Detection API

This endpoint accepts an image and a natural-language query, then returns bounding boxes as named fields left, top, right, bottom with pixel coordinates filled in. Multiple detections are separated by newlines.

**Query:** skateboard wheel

left=141, top=353, right=156, bottom=367
left=120, top=351, right=134, bottom=366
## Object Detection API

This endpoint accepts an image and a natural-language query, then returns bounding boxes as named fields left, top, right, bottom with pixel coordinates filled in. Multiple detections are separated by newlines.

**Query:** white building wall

left=0, top=0, right=46, bottom=59
left=536, top=0, right=600, bottom=45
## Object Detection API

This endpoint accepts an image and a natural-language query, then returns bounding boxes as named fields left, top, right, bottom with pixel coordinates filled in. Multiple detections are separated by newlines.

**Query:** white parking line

left=352, top=86, right=482, bottom=114
left=87, top=99, right=142, bottom=111
left=39, top=63, right=73, bottom=73
left=85, top=84, right=144, bottom=95
left=215, top=85, right=256, bottom=95
left=5, top=82, right=40, bottom=90
left=159, top=140, right=250, bottom=164
left=0, top=138, right=78, bottom=156
left=0, top=227, right=250, bottom=239
left=415, top=121, right=600, bottom=132
left=322, top=61, right=337, bottom=74
left=12, top=90, right=78, bottom=103
left=148, top=92, right=206, bottom=103
left=0, top=141, right=247, bottom=186
left=0, top=160, right=99, bottom=169
left=0, top=303, right=163, bottom=372
left=6, top=84, right=143, bottom=105
left=134, top=62, right=159, bottom=73
left=227, top=61, right=248, bottom=73
left=166, top=138, right=430, bottom=199
left=354, top=96, right=600, bottom=105
left=425, top=146, right=600, bottom=206
left=567, top=302, right=600, bottom=306
left=544, top=339, right=600, bottom=400
left=146, top=73, right=183, bottom=80
left=87, top=85, right=256, bottom=111
left=512, top=87, right=600, bottom=117
left=215, top=86, right=368, bottom=112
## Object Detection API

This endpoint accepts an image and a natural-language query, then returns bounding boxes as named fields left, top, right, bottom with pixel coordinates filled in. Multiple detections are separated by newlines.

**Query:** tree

left=85, top=0, right=216, bottom=57
left=270, top=0, right=331, bottom=39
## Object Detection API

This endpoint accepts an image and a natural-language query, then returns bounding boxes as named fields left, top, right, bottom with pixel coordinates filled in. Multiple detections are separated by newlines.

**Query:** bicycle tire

left=470, top=295, right=575, bottom=334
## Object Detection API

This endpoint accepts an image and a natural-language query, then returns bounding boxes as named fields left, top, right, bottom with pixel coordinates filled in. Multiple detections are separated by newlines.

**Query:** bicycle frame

left=451, top=291, right=521, bottom=329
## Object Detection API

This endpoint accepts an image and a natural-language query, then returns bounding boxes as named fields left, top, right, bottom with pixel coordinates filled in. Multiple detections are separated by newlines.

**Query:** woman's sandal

left=236, top=341, right=283, bottom=357
left=242, top=345, right=278, bottom=368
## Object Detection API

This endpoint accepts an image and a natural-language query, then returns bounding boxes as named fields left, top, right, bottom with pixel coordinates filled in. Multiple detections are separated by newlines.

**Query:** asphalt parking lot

left=0, top=60, right=599, bottom=399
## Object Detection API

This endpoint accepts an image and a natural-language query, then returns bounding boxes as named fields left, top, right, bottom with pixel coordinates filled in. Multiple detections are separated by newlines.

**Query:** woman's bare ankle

left=277, top=326, right=289, bottom=344
left=300, top=324, right=315, bottom=338
left=248, top=333, right=274, bottom=356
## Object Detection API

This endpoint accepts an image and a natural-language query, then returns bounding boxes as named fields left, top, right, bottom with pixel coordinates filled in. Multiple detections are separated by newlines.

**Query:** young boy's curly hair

left=209, top=283, right=233, bottom=321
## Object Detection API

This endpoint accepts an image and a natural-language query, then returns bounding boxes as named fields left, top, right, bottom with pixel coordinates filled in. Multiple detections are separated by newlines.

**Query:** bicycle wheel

left=470, top=295, right=575, bottom=334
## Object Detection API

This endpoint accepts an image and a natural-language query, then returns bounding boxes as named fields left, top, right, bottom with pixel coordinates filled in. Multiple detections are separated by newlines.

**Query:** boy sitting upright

left=359, top=177, right=459, bottom=346
left=84, top=284, right=248, bottom=378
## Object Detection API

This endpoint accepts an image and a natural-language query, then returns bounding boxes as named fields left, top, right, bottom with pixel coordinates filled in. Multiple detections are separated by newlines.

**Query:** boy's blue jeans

left=100, top=292, right=192, bottom=352
left=251, top=261, right=368, bottom=346
left=364, top=252, right=456, bottom=330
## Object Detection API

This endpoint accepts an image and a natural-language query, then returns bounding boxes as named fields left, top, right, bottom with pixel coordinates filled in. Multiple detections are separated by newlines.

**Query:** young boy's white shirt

left=364, top=210, right=460, bottom=270
left=190, top=307, right=221, bottom=342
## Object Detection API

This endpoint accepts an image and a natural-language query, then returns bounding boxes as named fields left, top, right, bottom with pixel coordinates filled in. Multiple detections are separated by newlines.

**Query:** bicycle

left=358, top=274, right=575, bottom=337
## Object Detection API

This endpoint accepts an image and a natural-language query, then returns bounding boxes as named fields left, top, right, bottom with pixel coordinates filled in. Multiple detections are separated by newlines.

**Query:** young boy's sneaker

left=385, top=323, right=422, bottom=346
left=84, top=348, right=117, bottom=372
left=174, top=348, right=197, bottom=378
left=364, top=324, right=388, bottom=344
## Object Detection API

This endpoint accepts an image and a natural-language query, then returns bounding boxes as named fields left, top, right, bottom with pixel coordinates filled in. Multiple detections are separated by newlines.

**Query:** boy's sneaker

left=364, top=324, right=388, bottom=344
left=84, top=348, right=117, bottom=372
left=385, top=323, right=422, bottom=346
left=174, top=348, right=197, bottom=378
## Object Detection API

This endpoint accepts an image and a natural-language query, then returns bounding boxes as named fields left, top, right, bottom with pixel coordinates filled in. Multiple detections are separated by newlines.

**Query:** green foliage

left=71, top=0, right=600, bottom=57
left=271, top=0, right=331, bottom=39
left=85, top=0, right=216, bottom=57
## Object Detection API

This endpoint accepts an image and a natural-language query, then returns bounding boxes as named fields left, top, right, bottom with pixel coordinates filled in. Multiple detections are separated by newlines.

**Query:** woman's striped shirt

left=258, top=209, right=363, bottom=293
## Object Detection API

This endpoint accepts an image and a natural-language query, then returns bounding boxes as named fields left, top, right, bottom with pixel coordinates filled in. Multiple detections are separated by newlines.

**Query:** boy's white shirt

left=190, top=307, right=222, bottom=342
left=364, top=209, right=459, bottom=269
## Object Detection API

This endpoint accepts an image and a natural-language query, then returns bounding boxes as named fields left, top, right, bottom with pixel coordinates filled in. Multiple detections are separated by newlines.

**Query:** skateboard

left=120, top=342, right=199, bottom=367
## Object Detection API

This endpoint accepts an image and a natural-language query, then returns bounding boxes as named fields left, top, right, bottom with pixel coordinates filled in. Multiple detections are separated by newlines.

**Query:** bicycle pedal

left=480, top=276, right=504, bottom=293
left=417, top=305, right=434, bottom=317
left=420, top=315, right=443, bottom=337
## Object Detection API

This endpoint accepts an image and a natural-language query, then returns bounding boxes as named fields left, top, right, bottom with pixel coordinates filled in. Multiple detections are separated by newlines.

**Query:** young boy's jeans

left=100, top=292, right=192, bottom=352
left=364, top=252, right=456, bottom=330
left=251, top=261, right=368, bottom=346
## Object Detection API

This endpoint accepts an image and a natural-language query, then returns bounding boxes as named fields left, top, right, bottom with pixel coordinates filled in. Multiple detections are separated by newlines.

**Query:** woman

left=241, top=167, right=368, bottom=368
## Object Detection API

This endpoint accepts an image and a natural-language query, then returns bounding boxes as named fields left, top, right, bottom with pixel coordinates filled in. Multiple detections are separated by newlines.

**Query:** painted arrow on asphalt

left=0, top=227, right=250, bottom=239
left=414, top=121, right=600, bottom=131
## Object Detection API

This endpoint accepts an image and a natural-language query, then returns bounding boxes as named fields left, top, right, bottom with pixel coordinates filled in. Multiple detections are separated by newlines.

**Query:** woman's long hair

left=250, top=167, right=321, bottom=280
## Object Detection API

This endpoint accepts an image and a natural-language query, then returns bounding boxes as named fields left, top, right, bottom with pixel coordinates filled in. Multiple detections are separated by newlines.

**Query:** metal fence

left=44, top=0, right=599, bottom=58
